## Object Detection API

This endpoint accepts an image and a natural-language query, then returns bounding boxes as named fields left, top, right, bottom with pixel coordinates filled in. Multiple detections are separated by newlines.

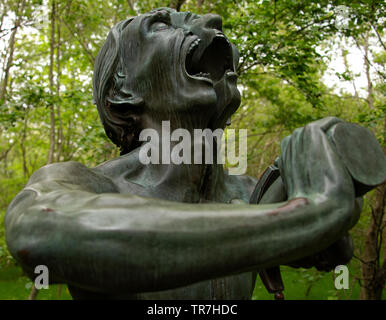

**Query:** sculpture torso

left=54, top=149, right=258, bottom=299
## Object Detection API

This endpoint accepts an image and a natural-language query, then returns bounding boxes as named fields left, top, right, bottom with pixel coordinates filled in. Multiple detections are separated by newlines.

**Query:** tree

left=0, top=0, right=384, bottom=300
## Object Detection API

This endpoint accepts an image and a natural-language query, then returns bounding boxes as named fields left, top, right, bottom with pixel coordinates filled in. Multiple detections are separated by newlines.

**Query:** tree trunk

left=359, top=117, right=386, bottom=299
left=56, top=19, right=63, bottom=162
left=20, top=109, right=29, bottom=178
left=358, top=28, right=385, bottom=300
left=0, top=25, right=17, bottom=101
left=28, top=285, right=39, bottom=300
left=341, top=46, right=360, bottom=101
left=359, top=182, right=386, bottom=299
left=0, top=0, right=26, bottom=102
left=363, top=31, right=374, bottom=110
left=47, top=0, right=56, bottom=164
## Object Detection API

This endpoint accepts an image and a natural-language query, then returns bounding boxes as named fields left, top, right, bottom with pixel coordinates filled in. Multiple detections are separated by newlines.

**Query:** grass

left=252, top=265, right=364, bottom=300
left=1, top=261, right=384, bottom=300
left=0, top=263, right=72, bottom=300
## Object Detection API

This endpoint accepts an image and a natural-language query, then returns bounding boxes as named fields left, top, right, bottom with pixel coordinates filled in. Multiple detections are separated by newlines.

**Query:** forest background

left=0, top=0, right=385, bottom=300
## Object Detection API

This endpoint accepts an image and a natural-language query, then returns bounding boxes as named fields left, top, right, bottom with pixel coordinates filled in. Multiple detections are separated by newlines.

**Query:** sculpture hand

left=277, top=116, right=386, bottom=270
left=279, top=116, right=386, bottom=201
left=278, top=117, right=356, bottom=206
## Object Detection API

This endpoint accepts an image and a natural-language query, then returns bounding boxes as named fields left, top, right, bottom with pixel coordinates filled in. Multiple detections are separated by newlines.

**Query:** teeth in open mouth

left=188, top=38, right=201, bottom=55
left=194, top=71, right=210, bottom=78
left=185, top=34, right=235, bottom=82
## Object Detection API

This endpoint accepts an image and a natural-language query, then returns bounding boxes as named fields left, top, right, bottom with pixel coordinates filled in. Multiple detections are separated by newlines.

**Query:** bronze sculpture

left=4, top=8, right=386, bottom=300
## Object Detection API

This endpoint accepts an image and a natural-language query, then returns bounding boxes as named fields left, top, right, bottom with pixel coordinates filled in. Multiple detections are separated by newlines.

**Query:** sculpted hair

left=93, top=17, right=143, bottom=155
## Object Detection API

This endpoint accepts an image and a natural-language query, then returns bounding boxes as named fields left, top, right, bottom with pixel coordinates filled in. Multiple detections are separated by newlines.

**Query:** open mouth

left=185, top=34, right=234, bottom=83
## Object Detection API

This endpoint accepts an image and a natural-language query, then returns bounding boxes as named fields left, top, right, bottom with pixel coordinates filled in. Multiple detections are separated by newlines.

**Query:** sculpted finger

left=307, top=116, right=344, bottom=132
left=279, top=124, right=355, bottom=202
left=326, top=122, right=386, bottom=197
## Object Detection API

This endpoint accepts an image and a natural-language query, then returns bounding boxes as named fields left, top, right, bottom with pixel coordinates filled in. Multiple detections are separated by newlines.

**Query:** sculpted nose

left=188, top=13, right=223, bottom=48
left=201, top=13, right=223, bottom=31
left=190, top=13, right=223, bottom=33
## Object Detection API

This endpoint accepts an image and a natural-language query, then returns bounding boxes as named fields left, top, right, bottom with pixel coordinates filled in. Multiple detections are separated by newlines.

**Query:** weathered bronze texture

left=4, top=8, right=386, bottom=300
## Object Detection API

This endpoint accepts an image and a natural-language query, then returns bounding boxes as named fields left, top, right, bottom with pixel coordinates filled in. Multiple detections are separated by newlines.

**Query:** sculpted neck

left=118, top=112, right=227, bottom=202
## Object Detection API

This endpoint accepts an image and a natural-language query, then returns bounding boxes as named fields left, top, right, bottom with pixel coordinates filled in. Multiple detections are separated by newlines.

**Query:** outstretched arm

left=4, top=118, right=370, bottom=295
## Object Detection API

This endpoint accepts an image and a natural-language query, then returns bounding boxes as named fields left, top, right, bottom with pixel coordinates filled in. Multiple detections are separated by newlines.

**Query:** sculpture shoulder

left=5, top=161, right=119, bottom=226
left=26, top=161, right=118, bottom=194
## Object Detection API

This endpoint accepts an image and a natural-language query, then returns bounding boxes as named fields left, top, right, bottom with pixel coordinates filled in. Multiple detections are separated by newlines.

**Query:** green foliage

left=0, top=0, right=384, bottom=299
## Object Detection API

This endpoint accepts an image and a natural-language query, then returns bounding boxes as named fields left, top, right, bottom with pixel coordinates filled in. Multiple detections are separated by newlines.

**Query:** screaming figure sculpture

left=4, top=8, right=386, bottom=300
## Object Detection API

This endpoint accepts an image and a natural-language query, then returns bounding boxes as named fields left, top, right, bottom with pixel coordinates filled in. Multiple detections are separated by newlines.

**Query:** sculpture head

left=93, top=8, right=241, bottom=154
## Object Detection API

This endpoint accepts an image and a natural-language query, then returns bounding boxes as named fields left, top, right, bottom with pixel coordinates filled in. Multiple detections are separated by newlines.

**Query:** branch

left=353, top=254, right=375, bottom=266
left=0, top=142, right=16, bottom=161
left=169, top=0, right=186, bottom=11
left=127, top=0, right=137, bottom=13
left=354, top=36, right=386, bottom=81
left=59, top=17, right=95, bottom=66
left=371, top=23, right=386, bottom=51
